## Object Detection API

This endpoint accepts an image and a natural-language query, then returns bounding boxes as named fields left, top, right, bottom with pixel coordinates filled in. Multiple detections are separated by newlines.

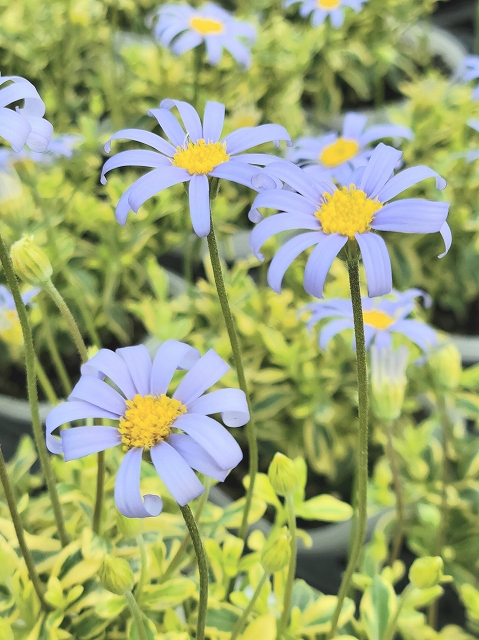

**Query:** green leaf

left=141, top=578, right=196, bottom=611
left=205, top=604, right=240, bottom=634
left=0, top=618, right=13, bottom=640
left=296, top=495, right=353, bottom=522
left=360, top=575, right=396, bottom=640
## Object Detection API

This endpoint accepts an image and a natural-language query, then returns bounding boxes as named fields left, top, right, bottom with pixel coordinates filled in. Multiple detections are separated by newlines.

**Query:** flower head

left=46, top=340, right=249, bottom=518
left=102, top=99, right=290, bottom=235
left=149, top=2, right=256, bottom=68
left=285, top=0, right=368, bottom=28
left=249, top=144, right=450, bottom=298
left=304, top=288, right=438, bottom=351
left=287, top=112, right=412, bottom=185
left=370, top=344, right=408, bottom=421
left=0, top=75, right=53, bottom=153
left=454, top=55, right=479, bottom=100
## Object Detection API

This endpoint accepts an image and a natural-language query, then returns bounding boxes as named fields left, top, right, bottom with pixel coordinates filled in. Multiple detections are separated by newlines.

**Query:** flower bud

left=261, top=529, right=291, bottom=573
left=409, top=556, right=444, bottom=589
left=268, top=453, right=299, bottom=496
left=98, top=554, right=134, bottom=595
left=428, top=343, right=461, bottom=390
left=10, top=235, right=52, bottom=286
left=370, top=345, right=408, bottom=422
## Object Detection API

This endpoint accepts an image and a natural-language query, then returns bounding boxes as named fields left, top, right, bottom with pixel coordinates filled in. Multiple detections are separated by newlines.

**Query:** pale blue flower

left=285, top=0, right=367, bottom=28
left=0, top=134, right=82, bottom=167
left=454, top=55, right=479, bottom=100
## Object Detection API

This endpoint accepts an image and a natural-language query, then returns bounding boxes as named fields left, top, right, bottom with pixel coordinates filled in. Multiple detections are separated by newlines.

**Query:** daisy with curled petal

left=303, top=288, right=438, bottom=351
left=149, top=2, right=256, bottom=69
left=249, top=143, right=451, bottom=299
left=46, top=340, right=249, bottom=518
left=286, top=112, right=413, bottom=185
left=285, top=0, right=367, bottom=28
left=0, top=76, right=53, bottom=153
left=101, top=98, right=290, bottom=235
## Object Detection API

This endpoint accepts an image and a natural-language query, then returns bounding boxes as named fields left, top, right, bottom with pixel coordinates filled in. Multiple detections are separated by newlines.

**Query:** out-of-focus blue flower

left=304, top=289, right=438, bottom=351
left=148, top=2, right=256, bottom=69
left=285, top=0, right=367, bottom=28
left=249, top=144, right=450, bottom=299
left=102, top=98, right=290, bottom=235
left=0, top=76, right=53, bottom=153
left=46, top=340, right=249, bottom=518
left=0, top=134, right=82, bottom=167
left=454, top=55, right=479, bottom=100
left=287, top=113, right=413, bottom=185
left=370, top=343, right=409, bottom=421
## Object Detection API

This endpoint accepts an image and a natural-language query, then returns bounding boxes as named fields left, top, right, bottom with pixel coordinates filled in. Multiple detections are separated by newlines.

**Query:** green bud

left=409, top=556, right=444, bottom=589
left=268, top=453, right=299, bottom=496
left=370, top=345, right=408, bottom=422
left=428, top=343, right=461, bottom=390
left=10, top=235, right=52, bottom=286
left=98, top=554, right=134, bottom=595
left=261, top=529, right=291, bottom=573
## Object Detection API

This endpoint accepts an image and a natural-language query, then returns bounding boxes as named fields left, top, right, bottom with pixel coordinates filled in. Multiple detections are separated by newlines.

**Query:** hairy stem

left=278, top=493, right=297, bottom=636
left=92, top=449, right=105, bottom=534
left=37, top=296, right=72, bottom=396
left=124, top=590, right=148, bottom=640
left=386, top=420, right=406, bottom=566
left=43, top=280, right=88, bottom=363
left=230, top=571, right=269, bottom=640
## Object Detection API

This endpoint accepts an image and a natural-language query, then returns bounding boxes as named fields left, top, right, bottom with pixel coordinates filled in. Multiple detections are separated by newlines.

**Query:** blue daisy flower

left=285, top=0, right=368, bottom=28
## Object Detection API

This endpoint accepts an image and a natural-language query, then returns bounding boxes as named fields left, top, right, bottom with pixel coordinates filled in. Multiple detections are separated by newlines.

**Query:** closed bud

left=428, top=343, right=461, bottom=390
left=370, top=345, right=408, bottom=422
left=10, top=235, right=52, bottom=286
left=268, top=453, right=299, bottom=496
left=98, top=554, right=134, bottom=595
left=261, top=529, right=291, bottom=573
left=409, top=556, right=443, bottom=589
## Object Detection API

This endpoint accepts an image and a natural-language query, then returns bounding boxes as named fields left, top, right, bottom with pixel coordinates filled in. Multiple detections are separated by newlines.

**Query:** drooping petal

left=69, top=376, right=127, bottom=415
left=259, top=161, right=326, bottom=202
left=147, top=109, right=187, bottom=148
left=0, top=109, right=32, bottom=153
left=329, top=8, right=345, bottom=28
left=303, top=233, right=348, bottom=298
left=114, top=448, right=163, bottom=518
left=160, top=99, right=203, bottom=142
left=230, top=153, right=286, bottom=166
left=62, top=426, right=121, bottom=461
left=0, top=79, right=44, bottom=110
left=376, top=166, right=446, bottom=203
left=222, top=38, right=252, bottom=69
left=249, top=213, right=320, bottom=260
left=150, top=441, right=204, bottom=506
left=188, top=174, right=211, bottom=237
left=168, top=434, right=228, bottom=481
left=150, top=340, right=200, bottom=396
left=392, top=319, right=438, bottom=351
left=101, top=150, right=170, bottom=185
left=22, top=114, right=53, bottom=153
left=173, top=414, right=243, bottom=470
left=187, top=388, right=249, bottom=427
left=223, top=124, right=291, bottom=155
left=374, top=330, right=392, bottom=349
left=360, top=143, right=403, bottom=199
left=81, top=349, right=137, bottom=400
left=267, top=232, right=323, bottom=293
left=171, top=30, right=203, bottom=56
left=438, top=222, right=452, bottom=258
left=209, top=160, right=257, bottom=188
left=359, top=124, right=413, bottom=147
left=117, top=345, right=152, bottom=397
left=355, top=232, right=392, bottom=297
left=173, top=350, right=229, bottom=406
left=202, top=101, right=225, bottom=143
left=104, top=128, right=176, bottom=156
left=319, top=318, right=354, bottom=350
left=115, top=182, right=136, bottom=226
left=342, top=112, right=367, bottom=140
left=46, top=400, right=119, bottom=454
left=251, top=189, right=319, bottom=216
left=205, top=37, right=223, bottom=66
left=371, top=200, right=449, bottom=233
left=127, top=167, right=190, bottom=213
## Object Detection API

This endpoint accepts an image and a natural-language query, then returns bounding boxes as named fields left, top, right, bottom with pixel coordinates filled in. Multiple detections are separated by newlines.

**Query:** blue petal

left=187, top=389, right=249, bottom=427
left=376, top=166, right=446, bottom=203
left=392, top=319, right=437, bottom=351
left=104, top=128, right=176, bottom=156
left=150, top=340, right=200, bottom=397
left=128, top=167, right=190, bottom=213
left=439, top=222, right=452, bottom=258
left=360, top=143, right=403, bottom=198
left=160, top=99, right=203, bottom=143
left=146, top=109, right=186, bottom=148
left=117, top=345, right=152, bottom=397
left=222, top=37, right=252, bottom=69
left=0, top=110, right=32, bottom=153
left=251, top=189, right=318, bottom=216
left=209, top=160, right=257, bottom=188
left=114, top=448, right=163, bottom=518
left=171, top=30, right=203, bottom=56
left=303, top=233, right=347, bottom=298
left=359, top=124, right=413, bottom=147
left=81, top=349, right=137, bottom=399
left=205, top=37, right=223, bottom=65
left=202, top=101, right=225, bottom=143
left=150, top=441, right=204, bottom=506
left=319, top=318, right=354, bottom=350
left=168, top=434, right=229, bottom=482
left=188, top=174, right=211, bottom=237
left=173, top=349, right=229, bottom=406
left=260, top=161, right=327, bottom=203
left=101, top=150, right=170, bottom=185
left=69, top=376, right=127, bottom=415
left=371, top=199, right=449, bottom=233
left=267, top=231, right=323, bottom=293
left=249, top=212, right=320, bottom=260
left=355, top=232, right=392, bottom=297
left=62, top=426, right=121, bottom=461
left=223, top=124, right=291, bottom=155
left=342, top=112, right=367, bottom=140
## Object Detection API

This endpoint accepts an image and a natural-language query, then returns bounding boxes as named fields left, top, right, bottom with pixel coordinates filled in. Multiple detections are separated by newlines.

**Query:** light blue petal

left=150, top=441, right=204, bottom=506
left=101, top=150, right=170, bottom=185
left=359, top=124, right=413, bottom=147
left=160, top=99, right=203, bottom=142
left=117, top=345, right=152, bottom=397
left=319, top=318, right=354, bottom=350
left=173, top=349, right=229, bottom=406
left=205, top=37, right=223, bottom=65
left=114, top=448, right=163, bottom=518
left=168, top=434, right=229, bottom=481
left=147, top=108, right=187, bottom=147
left=342, top=112, right=367, bottom=140
left=128, top=167, right=190, bottom=213
left=62, top=426, right=121, bottom=461
left=360, top=143, right=403, bottom=198
left=249, top=212, right=320, bottom=260
left=69, top=376, right=127, bottom=415
left=371, top=199, right=449, bottom=233
left=376, top=166, right=446, bottom=203
left=81, top=349, right=137, bottom=399
left=171, top=30, right=203, bottom=56
left=439, top=222, right=452, bottom=258
left=267, top=231, right=323, bottom=293
left=150, top=340, right=200, bottom=396
left=209, top=160, right=257, bottom=188
left=303, top=233, right=347, bottom=298
left=104, top=128, right=176, bottom=156
left=0, top=110, right=31, bottom=153
left=224, top=124, right=291, bottom=155
left=356, top=232, right=392, bottom=297
left=259, top=161, right=326, bottom=203
left=202, top=101, right=225, bottom=142
left=222, top=37, right=252, bottom=69
left=187, top=389, right=249, bottom=427
left=392, top=319, right=437, bottom=351
left=188, top=174, right=211, bottom=237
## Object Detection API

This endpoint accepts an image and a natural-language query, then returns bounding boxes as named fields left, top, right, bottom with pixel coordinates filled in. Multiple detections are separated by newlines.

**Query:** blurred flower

left=0, top=285, right=39, bottom=348
left=285, top=0, right=367, bottom=28
left=0, top=134, right=82, bottom=167
left=427, top=342, right=461, bottom=390
left=250, top=144, right=450, bottom=298
left=454, top=55, right=479, bottom=100
left=148, top=2, right=256, bottom=69
left=286, top=112, right=412, bottom=185
left=11, top=235, right=53, bottom=286
left=304, top=289, right=438, bottom=351
left=370, top=344, right=408, bottom=421
left=0, top=75, right=53, bottom=153
left=102, top=99, right=290, bottom=235
left=46, top=340, right=249, bottom=518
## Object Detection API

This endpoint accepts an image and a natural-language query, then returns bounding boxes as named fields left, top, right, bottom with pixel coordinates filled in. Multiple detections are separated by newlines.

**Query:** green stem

left=0, top=234, right=69, bottom=547
left=43, top=280, right=88, bottom=363
left=206, top=217, right=258, bottom=541
left=135, top=533, right=148, bottom=603
left=35, top=355, right=58, bottom=405
left=278, top=493, right=297, bottom=636
left=37, top=296, right=72, bottom=396
left=92, top=449, right=105, bottom=535
left=179, top=504, right=208, bottom=640
left=65, top=269, right=101, bottom=348
left=192, top=45, right=202, bottom=111
left=124, top=590, right=148, bottom=640
left=327, top=258, right=369, bottom=639
left=0, top=448, right=52, bottom=611
left=386, top=420, right=405, bottom=566
left=230, top=571, right=269, bottom=640
left=383, top=585, right=412, bottom=640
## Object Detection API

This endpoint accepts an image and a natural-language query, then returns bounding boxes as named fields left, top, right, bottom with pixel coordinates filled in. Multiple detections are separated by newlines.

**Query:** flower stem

left=0, top=448, right=52, bottom=611
left=37, top=296, right=72, bottom=396
left=230, top=571, right=269, bottom=640
left=278, top=493, right=297, bottom=637
left=386, top=420, right=405, bottom=566
left=135, top=532, right=148, bottom=603
left=92, top=449, right=105, bottom=534
left=124, top=590, right=148, bottom=640
left=179, top=504, right=208, bottom=640
left=383, top=586, right=412, bottom=640
left=35, top=355, right=58, bottom=405
left=206, top=217, right=258, bottom=541
left=0, top=234, right=69, bottom=547
left=327, top=258, right=369, bottom=639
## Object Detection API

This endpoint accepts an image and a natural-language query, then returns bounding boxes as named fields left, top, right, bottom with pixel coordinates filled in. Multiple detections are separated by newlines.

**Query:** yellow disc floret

left=118, top=394, right=186, bottom=451
left=190, top=16, right=224, bottom=35
left=171, top=139, right=230, bottom=175
left=363, top=309, right=394, bottom=330
left=315, top=185, right=382, bottom=238
left=320, top=138, right=359, bottom=167
left=317, top=0, right=341, bottom=9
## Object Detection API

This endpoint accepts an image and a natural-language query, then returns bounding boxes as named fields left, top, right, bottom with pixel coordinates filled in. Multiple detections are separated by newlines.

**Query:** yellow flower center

left=171, top=139, right=230, bottom=175
left=363, top=310, right=394, bottom=330
left=0, top=310, right=23, bottom=347
left=317, top=0, right=341, bottom=9
left=319, top=138, right=359, bottom=167
left=118, top=394, right=186, bottom=451
left=190, top=16, right=224, bottom=35
left=315, top=185, right=382, bottom=238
